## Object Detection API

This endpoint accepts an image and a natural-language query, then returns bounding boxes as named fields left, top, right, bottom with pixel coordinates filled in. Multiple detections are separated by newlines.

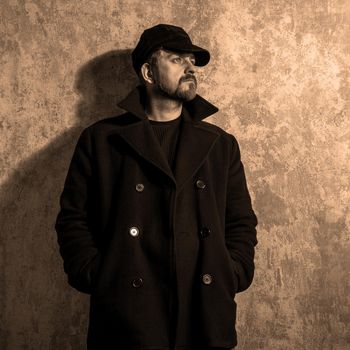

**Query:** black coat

left=55, top=86, right=258, bottom=350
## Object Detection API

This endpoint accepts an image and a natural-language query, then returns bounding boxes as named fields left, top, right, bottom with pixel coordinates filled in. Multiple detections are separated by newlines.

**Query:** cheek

left=157, top=63, right=182, bottom=82
left=158, top=69, right=179, bottom=88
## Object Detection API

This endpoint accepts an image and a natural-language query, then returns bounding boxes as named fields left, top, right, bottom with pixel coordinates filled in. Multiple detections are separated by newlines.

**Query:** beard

left=155, top=74, right=197, bottom=102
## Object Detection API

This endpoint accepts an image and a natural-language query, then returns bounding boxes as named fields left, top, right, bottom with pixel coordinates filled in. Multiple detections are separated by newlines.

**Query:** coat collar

left=112, top=86, right=220, bottom=192
left=117, top=85, right=219, bottom=122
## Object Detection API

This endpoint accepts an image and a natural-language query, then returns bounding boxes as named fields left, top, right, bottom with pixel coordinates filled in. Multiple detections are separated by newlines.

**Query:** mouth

left=180, top=77, right=197, bottom=86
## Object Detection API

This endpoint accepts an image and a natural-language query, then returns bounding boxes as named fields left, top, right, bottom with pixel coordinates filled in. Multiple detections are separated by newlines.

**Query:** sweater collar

left=117, top=85, right=219, bottom=122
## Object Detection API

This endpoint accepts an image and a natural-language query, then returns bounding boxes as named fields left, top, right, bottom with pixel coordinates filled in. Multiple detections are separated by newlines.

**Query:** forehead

left=158, top=49, right=195, bottom=59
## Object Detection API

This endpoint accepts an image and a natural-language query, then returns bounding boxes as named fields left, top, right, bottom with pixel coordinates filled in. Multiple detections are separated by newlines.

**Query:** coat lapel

left=113, top=86, right=220, bottom=190
left=174, top=110, right=219, bottom=192
left=116, top=119, right=176, bottom=185
left=115, top=87, right=176, bottom=184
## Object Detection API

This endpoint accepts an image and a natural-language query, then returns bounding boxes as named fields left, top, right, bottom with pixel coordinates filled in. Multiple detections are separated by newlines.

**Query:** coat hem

left=175, top=343, right=237, bottom=349
left=106, top=343, right=237, bottom=350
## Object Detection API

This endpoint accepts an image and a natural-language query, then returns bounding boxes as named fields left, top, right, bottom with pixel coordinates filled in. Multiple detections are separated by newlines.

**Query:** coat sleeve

left=55, top=128, right=101, bottom=294
left=225, top=135, right=258, bottom=293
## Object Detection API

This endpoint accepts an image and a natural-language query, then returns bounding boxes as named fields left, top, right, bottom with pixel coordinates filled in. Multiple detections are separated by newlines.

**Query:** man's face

left=150, top=49, right=197, bottom=102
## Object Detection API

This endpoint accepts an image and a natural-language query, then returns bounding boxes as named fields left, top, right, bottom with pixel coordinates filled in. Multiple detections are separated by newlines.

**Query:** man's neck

left=145, top=95, right=183, bottom=122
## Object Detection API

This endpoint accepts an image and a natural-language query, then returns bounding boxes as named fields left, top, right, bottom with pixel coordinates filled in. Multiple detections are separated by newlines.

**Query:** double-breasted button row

left=129, top=226, right=140, bottom=237
left=202, top=273, right=213, bottom=285
left=132, top=275, right=213, bottom=288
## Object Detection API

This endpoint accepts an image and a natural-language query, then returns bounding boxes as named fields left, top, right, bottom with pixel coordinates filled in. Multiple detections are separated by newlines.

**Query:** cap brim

left=162, top=42, right=210, bottom=66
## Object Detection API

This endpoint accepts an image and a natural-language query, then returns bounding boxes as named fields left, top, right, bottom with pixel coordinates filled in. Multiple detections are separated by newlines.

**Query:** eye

left=172, top=56, right=183, bottom=64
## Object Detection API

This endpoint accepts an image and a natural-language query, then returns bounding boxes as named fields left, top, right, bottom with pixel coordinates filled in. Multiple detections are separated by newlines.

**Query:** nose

left=184, top=58, right=197, bottom=74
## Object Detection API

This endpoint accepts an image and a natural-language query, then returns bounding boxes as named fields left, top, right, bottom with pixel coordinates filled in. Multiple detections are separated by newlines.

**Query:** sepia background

left=1, top=0, right=349, bottom=349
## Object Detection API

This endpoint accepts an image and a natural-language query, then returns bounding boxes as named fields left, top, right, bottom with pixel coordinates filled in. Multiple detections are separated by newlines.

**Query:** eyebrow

left=168, top=52, right=195, bottom=60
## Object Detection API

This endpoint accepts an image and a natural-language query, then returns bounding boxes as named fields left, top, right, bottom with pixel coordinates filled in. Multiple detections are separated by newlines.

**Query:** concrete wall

left=1, top=1, right=349, bottom=349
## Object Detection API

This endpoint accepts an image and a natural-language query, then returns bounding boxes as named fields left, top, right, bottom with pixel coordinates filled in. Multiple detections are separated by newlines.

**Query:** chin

left=177, top=87, right=197, bottom=101
left=157, top=83, right=196, bottom=102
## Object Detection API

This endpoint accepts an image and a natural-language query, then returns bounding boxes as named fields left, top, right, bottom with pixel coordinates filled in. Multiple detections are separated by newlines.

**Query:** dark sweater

left=149, top=115, right=182, bottom=171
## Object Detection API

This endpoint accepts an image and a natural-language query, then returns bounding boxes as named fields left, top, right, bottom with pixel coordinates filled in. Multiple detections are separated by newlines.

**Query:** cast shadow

left=0, top=49, right=138, bottom=349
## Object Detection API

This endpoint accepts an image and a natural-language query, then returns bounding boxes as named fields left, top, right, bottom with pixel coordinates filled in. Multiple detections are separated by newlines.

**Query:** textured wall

left=1, top=1, right=349, bottom=349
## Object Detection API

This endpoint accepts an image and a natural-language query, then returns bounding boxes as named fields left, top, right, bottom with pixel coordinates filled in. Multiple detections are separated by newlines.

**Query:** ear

left=140, top=63, right=154, bottom=84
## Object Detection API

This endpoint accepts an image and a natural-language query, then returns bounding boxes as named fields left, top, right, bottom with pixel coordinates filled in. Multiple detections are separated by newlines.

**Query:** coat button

left=132, top=277, right=143, bottom=288
left=129, top=226, right=140, bottom=237
left=199, top=226, right=210, bottom=238
left=202, top=273, right=213, bottom=285
left=135, top=183, right=144, bottom=192
left=196, top=179, right=206, bottom=189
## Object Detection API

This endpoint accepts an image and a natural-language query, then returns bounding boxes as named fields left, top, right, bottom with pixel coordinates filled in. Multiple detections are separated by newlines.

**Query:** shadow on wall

left=0, top=49, right=138, bottom=349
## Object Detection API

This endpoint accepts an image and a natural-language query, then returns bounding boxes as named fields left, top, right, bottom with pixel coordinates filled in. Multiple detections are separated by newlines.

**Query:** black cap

left=132, top=24, right=210, bottom=74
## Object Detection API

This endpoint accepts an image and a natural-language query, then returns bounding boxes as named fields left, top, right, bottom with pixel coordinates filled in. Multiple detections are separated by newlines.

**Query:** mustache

left=179, top=74, right=197, bottom=85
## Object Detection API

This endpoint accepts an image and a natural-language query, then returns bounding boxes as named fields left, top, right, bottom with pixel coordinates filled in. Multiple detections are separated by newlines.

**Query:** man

left=55, top=24, right=258, bottom=350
